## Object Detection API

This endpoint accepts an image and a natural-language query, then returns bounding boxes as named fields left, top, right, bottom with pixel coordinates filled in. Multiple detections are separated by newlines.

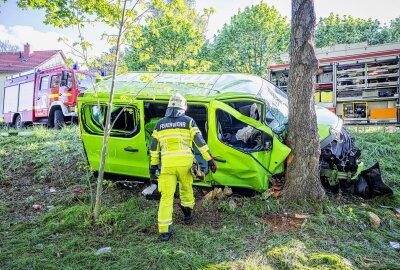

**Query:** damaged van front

left=259, top=80, right=392, bottom=198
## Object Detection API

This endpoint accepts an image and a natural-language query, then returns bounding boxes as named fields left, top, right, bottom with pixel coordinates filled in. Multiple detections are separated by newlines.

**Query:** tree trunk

left=93, top=0, right=128, bottom=221
left=281, top=0, right=325, bottom=201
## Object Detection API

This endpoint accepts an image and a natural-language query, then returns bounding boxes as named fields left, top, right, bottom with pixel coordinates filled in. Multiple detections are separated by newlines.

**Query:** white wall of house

left=39, top=53, right=66, bottom=70
left=0, top=73, right=12, bottom=117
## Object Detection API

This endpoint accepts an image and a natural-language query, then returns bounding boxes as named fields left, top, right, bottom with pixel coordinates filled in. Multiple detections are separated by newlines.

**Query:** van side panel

left=79, top=100, right=149, bottom=178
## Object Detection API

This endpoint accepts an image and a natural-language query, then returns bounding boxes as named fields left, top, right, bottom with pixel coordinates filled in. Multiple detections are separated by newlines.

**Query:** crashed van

left=77, top=73, right=392, bottom=198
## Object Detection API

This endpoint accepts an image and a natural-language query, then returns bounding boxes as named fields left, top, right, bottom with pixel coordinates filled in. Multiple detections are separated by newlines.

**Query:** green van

left=77, top=73, right=392, bottom=198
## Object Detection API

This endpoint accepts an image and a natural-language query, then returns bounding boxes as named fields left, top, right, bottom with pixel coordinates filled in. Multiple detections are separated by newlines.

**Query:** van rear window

left=81, top=104, right=140, bottom=138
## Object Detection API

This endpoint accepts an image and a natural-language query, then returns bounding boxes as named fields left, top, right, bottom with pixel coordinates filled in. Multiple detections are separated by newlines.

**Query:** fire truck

left=2, top=66, right=96, bottom=128
left=269, top=42, right=400, bottom=124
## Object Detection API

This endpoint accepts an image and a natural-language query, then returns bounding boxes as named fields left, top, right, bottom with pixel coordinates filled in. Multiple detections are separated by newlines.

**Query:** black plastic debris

left=340, top=162, right=393, bottom=199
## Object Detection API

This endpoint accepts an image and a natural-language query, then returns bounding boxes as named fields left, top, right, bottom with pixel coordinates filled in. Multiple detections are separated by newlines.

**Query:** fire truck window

left=50, top=75, right=59, bottom=88
left=216, top=109, right=273, bottom=153
left=82, top=104, right=140, bottom=138
left=67, top=73, right=73, bottom=89
left=40, top=76, right=49, bottom=91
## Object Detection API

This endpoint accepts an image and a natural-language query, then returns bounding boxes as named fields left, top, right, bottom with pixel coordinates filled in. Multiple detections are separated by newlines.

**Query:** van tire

left=14, top=114, right=24, bottom=129
left=54, top=110, right=65, bottom=129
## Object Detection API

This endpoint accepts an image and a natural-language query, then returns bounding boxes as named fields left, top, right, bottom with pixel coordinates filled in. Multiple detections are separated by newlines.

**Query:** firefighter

left=149, top=93, right=217, bottom=241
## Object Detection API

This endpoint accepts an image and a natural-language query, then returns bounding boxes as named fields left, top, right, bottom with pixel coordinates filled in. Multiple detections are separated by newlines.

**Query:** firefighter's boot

left=160, top=226, right=173, bottom=242
left=180, top=205, right=192, bottom=225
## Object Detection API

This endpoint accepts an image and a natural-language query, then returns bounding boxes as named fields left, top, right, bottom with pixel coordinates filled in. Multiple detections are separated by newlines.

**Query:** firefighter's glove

left=208, top=158, right=217, bottom=173
left=149, top=165, right=158, bottom=181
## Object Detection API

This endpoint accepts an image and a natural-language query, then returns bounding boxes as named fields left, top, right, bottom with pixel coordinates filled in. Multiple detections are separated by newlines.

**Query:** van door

left=208, top=100, right=291, bottom=192
left=80, top=101, right=149, bottom=178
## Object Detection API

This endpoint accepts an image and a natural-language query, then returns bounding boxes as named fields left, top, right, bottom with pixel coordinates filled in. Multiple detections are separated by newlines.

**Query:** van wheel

left=14, top=114, right=24, bottom=129
left=54, top=110, right=65, bottom=129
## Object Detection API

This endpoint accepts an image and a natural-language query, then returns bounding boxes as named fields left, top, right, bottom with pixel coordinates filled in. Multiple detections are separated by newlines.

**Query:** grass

left=0, top=126, right=399, bottom=270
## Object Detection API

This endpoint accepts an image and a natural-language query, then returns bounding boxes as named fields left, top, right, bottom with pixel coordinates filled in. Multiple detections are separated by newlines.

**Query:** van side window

left=216, top=109, right=272, bottom=152
left=40, top=76, right=49, bottom=91
left=82, top=104, right=140, bottom=138
left=224, top=101, right=263, bottom=122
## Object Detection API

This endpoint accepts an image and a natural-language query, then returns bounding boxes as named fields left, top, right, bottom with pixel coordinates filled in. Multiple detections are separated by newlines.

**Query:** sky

left=0, top=0, right=399, bottom=61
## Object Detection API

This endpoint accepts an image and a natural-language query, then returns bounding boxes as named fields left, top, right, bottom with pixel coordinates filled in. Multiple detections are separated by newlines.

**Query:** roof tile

left=0, top=50, right=63, bottom=73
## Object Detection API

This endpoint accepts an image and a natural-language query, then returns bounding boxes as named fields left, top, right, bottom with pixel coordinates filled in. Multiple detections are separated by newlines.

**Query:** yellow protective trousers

left=157, top=164, right=194, bottom=233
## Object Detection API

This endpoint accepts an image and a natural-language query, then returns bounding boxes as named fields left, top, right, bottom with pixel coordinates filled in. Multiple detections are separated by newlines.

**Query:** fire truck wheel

left=54, top=110, right=65, bottom=129
left=14, top=114, right=24, bottom=129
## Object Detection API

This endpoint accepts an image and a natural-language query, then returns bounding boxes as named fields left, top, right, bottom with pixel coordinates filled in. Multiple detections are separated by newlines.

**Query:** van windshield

left=258, top=80, right=288, bottom=134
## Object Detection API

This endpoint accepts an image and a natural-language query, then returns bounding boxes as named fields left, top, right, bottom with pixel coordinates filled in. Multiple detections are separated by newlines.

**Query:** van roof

left=88, top=72, right=264, bottom=100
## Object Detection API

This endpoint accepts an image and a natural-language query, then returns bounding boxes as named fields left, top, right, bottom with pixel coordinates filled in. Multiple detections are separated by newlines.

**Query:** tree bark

left=281, top=0, right=325, bottom=201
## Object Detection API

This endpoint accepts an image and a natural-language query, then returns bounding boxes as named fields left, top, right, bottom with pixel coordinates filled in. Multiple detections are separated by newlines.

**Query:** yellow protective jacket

left=150, top=107, right=212, bottom=167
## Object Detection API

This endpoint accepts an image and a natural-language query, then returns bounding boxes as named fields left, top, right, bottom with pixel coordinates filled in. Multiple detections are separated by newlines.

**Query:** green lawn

left=0, top=126, right=399, bottom=270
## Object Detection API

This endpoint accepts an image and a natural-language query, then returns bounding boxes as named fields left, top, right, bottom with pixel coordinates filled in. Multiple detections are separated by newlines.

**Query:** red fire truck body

left=3, top=66, right=95, bottom=128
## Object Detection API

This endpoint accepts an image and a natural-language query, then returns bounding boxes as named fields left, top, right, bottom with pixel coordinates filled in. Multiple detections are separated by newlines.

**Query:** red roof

left=0, top=50, right=65, bottom=73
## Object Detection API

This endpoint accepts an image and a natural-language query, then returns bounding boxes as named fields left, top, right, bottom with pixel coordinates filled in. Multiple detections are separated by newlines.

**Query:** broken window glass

left=258, top=79, right=289, bottom=134
left=82, top=104, right=140, bottom=138
left=216, top=109, right=273, bottom=153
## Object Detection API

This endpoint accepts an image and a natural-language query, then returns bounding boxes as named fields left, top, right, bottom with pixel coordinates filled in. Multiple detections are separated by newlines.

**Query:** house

left=0, top=43, right=67, bottom=116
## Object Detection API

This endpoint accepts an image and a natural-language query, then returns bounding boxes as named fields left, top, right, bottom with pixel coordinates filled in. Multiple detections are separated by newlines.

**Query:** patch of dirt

left=0, top=176, right=84, bottom=225
left=132, top=186, right=225, bottom=235
left=171, top=198, right=223, bottom=229
left=262, top=214, right=305, bottom=233
left=140, top=226, right=158, bottom=235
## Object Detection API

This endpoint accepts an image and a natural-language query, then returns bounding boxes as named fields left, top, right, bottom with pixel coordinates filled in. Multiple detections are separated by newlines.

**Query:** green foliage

left=15, top=0, right=139, bottom=29
left=206, top=3, right=290, bottom=77
left=316, top=13, right=400, bottom=48
left=17, top=0, right=148, bottom=76
left=381, top=17, right=400, bottom=43
left=64, top=57, right=75, bottom=68
left=88, top=46, right=128, bottom=76
left=125, top=0, right=213, bottom=72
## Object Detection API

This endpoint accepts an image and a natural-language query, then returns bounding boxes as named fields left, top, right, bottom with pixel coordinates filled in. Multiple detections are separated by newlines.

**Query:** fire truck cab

left=2, top=66, right=95, bottom=128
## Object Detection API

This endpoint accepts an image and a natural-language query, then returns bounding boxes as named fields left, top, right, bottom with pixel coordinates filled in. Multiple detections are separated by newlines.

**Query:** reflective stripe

left=161, top=150, right=192, bottom=157
left=181, top=202, right=194, bottom=207
left=159, top=133, right=191, bottom=140
left=180, top=138, right=189, bottom=150
left=198, top=144, right=209, bottom=153
left=152, top=130, right=159, bottom=140
left=150, top=150, right=158, bottom=156
left=190, top=127, right=200, bottom=137
left=158, top=220, right=172, bottom=225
